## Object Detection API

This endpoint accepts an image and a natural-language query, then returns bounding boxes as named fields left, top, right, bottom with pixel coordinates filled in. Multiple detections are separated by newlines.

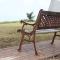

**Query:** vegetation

left=26, top=12, right=35, bottom=21
left=0, top=21, right=59, bottom=48
left=0, top=21, right=19, bottom=24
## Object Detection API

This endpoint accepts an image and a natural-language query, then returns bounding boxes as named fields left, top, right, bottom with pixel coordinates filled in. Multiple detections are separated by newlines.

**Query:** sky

left=0, top=0, right=51, bottom=22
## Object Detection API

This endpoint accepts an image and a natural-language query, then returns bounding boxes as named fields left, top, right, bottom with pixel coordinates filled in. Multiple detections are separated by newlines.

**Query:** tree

left=26, top=12, right=35, bottom=21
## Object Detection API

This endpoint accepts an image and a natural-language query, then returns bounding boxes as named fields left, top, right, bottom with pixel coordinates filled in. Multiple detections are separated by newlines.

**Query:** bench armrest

left=17, top=21, right=35, bottom=32
left=20, top=20, right=35, bottom=26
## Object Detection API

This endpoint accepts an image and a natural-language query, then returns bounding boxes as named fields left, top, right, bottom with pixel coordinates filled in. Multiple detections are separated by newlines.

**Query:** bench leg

left=18, top=32, right=24, bottom=52
left=51, top=32, right=57, bottom=44
left=32, top=33, right=38, bottom=55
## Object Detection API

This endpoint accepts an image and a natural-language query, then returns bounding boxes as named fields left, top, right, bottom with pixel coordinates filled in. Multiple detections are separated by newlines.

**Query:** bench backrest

left=36, top=9, right=60, bottom=29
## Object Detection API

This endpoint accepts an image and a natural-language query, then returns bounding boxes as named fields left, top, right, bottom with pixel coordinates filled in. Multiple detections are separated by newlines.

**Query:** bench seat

left=25, top=29, right=60, bottom=34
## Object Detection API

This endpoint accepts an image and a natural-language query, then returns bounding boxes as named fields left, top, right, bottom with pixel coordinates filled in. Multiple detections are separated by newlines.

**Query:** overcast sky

left=0, top=0, right=51, bottom=21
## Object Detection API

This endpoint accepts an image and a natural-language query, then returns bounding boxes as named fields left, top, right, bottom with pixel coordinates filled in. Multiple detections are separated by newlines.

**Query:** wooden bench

left=17, top=9, right=60, bottom=55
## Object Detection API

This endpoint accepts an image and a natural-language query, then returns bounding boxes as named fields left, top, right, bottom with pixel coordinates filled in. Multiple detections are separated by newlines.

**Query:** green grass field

left=0, top=21, right=59, bottom=48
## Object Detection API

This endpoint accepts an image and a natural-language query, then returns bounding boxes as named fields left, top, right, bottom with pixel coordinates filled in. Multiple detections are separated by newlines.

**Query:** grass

left=0, top=22, right=21, bottom=48
left=0, top=21, right=59, bottom=48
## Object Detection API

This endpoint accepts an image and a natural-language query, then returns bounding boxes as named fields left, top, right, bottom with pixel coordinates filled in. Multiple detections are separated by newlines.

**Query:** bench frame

left=17, top=9, right=60, bottom=55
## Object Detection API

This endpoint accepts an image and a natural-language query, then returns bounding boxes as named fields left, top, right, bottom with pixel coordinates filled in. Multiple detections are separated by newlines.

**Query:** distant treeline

left=0, top=21, right=19, bottom=24
left=0, top=19, right=35, bottom=24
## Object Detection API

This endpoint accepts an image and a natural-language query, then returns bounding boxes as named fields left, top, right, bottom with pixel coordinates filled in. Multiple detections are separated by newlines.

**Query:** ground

left=0, top=22, right=60, bottom=60
left=0, top=40, right=60, bottom=60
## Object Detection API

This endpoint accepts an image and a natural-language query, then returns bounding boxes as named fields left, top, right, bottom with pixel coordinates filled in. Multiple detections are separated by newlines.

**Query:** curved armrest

left=17, top=20, right=36, bottom=33
left=20, top=20, right=35, bottom=26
